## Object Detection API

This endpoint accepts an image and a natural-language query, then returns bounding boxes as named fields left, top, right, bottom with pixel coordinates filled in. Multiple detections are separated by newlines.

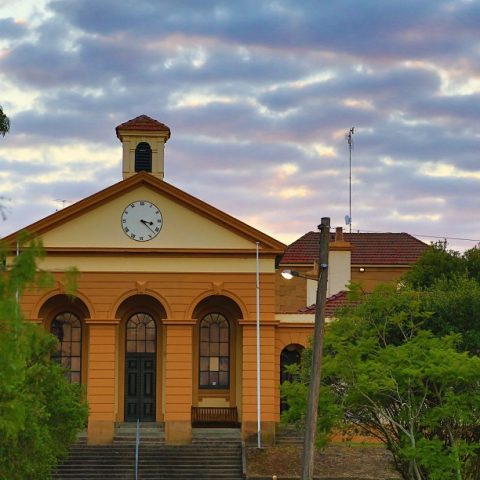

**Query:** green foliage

left=405, top=241, right=480, bottom=290
left=325, top=314, right=480, bottom=480
left=280, top=353, right=342, bottom=448
left=0, top=105, right=9, bottom=136
left=422, top=275, right=480, bottom=354
left=0, top=236, right=88, bottom=479
left=281, top=280, right=480, bottom=479
left=404, top=240, right=465, bottom=289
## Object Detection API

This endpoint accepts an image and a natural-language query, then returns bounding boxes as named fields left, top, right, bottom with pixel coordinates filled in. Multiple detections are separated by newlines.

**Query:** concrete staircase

left=52, top=425, right=244, bottom=480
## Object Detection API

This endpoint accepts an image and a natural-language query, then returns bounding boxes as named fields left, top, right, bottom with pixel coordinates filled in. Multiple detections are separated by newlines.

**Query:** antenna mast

left=345, top=127, right=355, bottom=233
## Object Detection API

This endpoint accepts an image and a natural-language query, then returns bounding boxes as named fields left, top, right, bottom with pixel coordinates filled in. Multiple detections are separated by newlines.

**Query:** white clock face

left=121, top=201, right=163, bottom=242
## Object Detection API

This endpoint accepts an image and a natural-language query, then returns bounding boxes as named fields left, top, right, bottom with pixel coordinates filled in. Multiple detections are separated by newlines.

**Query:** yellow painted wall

left=351, top=265, right=410, bottom=292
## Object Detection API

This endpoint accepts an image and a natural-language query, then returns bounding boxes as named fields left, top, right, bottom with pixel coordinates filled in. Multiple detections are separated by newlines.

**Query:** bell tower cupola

left=116, top=115, right=171, bottom=180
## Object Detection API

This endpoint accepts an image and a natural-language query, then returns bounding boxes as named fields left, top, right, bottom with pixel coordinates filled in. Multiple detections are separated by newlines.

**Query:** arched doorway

left=125, top=313, right=156, bottom=421
left=116, top=294, right=167, bottom=423
left=280, top=344, right=304, bottom=414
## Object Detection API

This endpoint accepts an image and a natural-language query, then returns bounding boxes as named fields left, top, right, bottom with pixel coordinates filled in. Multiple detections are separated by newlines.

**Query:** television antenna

left=54, top=199, right=71, bottom=211
left=345, top=127, right=355, bottom=233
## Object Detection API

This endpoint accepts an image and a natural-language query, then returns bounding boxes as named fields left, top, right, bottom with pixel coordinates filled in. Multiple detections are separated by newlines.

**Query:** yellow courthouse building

left=4, top=115, right=315, bottom=446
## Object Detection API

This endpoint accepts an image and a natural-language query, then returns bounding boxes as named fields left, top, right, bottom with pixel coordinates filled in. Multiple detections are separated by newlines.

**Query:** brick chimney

left=335, top=226, right=344, bottom=243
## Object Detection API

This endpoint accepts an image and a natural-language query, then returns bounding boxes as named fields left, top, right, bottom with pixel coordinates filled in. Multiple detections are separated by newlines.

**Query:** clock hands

left=140, top=219, right=156, bottom=235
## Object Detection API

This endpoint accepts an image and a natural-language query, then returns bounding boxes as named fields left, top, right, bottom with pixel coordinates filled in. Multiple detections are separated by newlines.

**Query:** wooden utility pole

left=301, top=217, right=330, bottom=480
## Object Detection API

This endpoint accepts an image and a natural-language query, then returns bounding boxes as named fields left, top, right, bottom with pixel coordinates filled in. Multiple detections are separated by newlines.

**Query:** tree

left=0, top=234, right=87, bottom=479
left=404, top=241, right=480, bottom=290
left=404, top=240, right=465, bottom=290
left=0, top=105, right=10, bottom=136
left=282, top=283, right=480, bottom=480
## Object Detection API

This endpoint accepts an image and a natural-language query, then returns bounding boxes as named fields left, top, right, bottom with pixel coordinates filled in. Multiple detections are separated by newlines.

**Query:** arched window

left=126, top=313, right=156, bottom=353
left=199, top=313, right=229, bottom=388
left=51, top=312, right=82, bottom=384
left=135, top=142, right=152, bottom=173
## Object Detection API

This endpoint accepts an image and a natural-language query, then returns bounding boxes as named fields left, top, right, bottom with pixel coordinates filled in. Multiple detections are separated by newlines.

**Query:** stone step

left=53, top=436, right=243, bottom=480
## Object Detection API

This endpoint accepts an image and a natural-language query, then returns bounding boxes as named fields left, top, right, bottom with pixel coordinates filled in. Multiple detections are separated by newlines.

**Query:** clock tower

left=116, top=115, right=171, bottom=180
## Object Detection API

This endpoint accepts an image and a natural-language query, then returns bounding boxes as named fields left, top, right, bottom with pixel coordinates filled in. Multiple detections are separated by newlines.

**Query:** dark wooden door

left=125, top=353, right=156, bottom=421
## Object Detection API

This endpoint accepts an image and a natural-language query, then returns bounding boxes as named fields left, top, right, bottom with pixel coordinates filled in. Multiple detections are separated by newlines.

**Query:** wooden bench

left=191, top=407, right=239, bottom=427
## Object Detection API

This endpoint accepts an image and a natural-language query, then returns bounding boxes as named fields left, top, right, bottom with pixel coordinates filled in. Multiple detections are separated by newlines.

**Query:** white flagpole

left=256, top=241, right=261, bottom=448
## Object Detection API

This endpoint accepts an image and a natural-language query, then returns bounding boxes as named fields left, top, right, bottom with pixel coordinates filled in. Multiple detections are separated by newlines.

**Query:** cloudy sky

left=1, top=0, right=480, bottom=250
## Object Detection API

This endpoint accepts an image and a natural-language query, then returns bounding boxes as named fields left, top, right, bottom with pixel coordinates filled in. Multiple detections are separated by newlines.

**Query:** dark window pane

left=210, top=343, right=219, bottom=356
left=63, top=342, right=72, bottom=355
left=200, top=342, right=209, bottom=356
left=200, top=357, right=209, bottom=371
left=219, top=343, right=228, bottom=356
left=219, top=357, right=229, bottom=371
left=219, top=372, right=228, bottom=386
left=146, top=326, right=155, bottom=341
left=71, top=357, right=81, bottom=372
left=210, top=323, right=219, bottom=342
left=220, top=326, right=228, bottom=342
left=72, top=327, right=81, bottom=342
left=200, top=327, right=209, bottom=341
left=210, top=372, right=219, bottom=386
left=137, top=323, right=146, bottom=341
left=71, top=342, right=81, bottom=356
left=199, top=372, right=209, bottom=386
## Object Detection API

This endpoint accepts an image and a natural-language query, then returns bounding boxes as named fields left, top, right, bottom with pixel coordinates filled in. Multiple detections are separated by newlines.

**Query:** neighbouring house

left=3, top=115, right=428, bottom=446
left=277, top=226, right=428, bottom=314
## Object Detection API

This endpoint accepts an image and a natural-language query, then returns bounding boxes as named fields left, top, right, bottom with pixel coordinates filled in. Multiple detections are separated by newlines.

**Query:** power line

left=356, top=228, right=480, bottom=244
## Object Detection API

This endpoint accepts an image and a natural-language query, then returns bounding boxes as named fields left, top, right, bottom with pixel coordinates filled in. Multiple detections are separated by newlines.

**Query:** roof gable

left=3, top=172, right=285, bottom=254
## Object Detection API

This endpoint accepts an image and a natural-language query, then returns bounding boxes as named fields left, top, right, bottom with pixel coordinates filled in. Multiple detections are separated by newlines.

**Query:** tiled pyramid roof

left=115, top=115, right=171, bottom=137
left=281, top=232, right=428, bottom=266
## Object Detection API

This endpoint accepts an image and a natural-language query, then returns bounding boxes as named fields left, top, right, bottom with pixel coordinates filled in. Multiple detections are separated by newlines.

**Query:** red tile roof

left=297, top=291, right=351, bottom=317
left=115, top=115, right=171, bottom=137
left=281, top=232, right=428, bottom=266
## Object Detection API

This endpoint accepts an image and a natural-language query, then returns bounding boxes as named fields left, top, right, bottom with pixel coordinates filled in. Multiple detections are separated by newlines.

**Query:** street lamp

left=281, top=269, right=300, bottom=280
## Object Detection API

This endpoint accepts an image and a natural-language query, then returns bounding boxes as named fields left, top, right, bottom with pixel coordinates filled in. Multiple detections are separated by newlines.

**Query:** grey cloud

left=45, top=0, right=479, bottom=68
left=0, top=18, right=28, bottom=39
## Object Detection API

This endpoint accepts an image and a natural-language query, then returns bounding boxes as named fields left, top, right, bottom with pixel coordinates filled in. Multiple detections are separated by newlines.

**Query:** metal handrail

left=135, top=418, right=140, bottom=480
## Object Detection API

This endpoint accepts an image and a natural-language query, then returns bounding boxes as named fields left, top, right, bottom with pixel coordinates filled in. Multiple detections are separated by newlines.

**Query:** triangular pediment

left=4, top=173, right=285, bottom=255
